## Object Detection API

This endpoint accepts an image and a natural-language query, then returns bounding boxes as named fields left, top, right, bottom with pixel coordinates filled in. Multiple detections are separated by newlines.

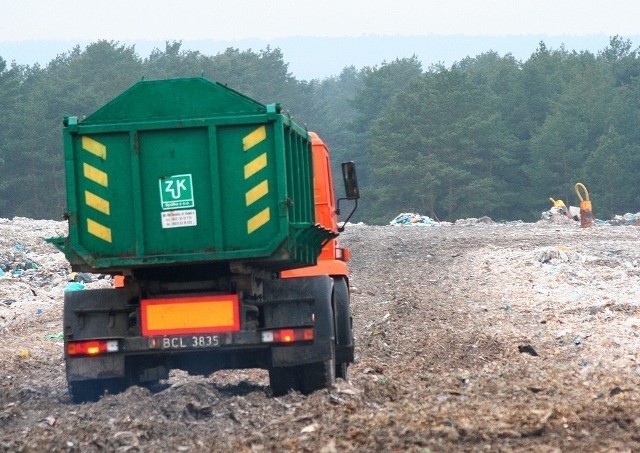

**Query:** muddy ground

left=2, top=216, right=640, bottom=452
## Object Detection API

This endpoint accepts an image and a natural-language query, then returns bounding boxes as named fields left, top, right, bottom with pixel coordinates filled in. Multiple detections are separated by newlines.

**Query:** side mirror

left=342, top=161, right=360, bottom=200
left=337, top=161, right=359, bottom=232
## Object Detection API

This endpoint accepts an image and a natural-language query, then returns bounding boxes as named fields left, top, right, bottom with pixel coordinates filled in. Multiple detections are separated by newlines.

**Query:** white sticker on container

left=161, top=209, right=197, bottom=229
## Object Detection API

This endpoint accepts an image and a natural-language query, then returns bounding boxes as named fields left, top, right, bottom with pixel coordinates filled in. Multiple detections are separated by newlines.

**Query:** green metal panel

left=72, top=132, right=136, bottom=257
left=82, top=78, right=264, bottom=124
left=138, top=127, right=216, bottom=255
left=50, top=78, right=335, bottom=273
left=217, top=123, right=282, bottom=251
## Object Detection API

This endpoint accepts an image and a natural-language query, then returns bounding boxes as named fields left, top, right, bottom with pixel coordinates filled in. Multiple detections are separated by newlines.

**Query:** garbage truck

left=48, top=77, right=359, bottom=403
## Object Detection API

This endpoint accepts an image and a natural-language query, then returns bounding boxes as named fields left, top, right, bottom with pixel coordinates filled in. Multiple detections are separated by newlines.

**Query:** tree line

left=1, top=37, right=639, bottom=223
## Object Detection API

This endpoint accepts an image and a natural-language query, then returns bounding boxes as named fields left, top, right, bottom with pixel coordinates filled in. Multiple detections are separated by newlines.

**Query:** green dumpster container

left=49, top=78, right=333, bottom=273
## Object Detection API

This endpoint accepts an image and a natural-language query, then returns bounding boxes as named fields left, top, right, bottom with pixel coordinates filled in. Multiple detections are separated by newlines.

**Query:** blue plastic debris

left=64, top=282, right=85, bottom=292
left=390, top=213, right=437, bottom=226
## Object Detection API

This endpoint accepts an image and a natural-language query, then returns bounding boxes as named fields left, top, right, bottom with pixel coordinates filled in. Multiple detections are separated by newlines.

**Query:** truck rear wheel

left=333, top=277, right=353, bottom=380
left=299, top=343, right=336, bottom=394
left=268, top=366, right=300, bottom=396
left=268, top=347, right=336, bottom=396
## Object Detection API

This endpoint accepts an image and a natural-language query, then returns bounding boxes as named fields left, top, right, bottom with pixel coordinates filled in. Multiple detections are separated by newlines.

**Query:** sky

left=3, top=0, right=640, bottom=79
left=4, top=0, right=640, bottom=40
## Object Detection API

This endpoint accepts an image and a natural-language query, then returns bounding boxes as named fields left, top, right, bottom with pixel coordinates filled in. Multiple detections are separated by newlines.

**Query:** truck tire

left=269, top=351, right=336, bottom=396
left=268, top=366, right=301, bottom=396
left=333, top=277, right=353, bottom=380
left=299, top=342, right=336, bottom=394
left=298, top=278, right=336, bottom=394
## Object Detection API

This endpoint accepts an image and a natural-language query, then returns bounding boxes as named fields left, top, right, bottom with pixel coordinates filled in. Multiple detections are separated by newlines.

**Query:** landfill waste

left=44, top=333, right=65, bottom=341
left=64, top=282, right=85, bottom=292
left=390, top=213, right=438, bottom=226
left=536, top=246, right=584, bottom=265
left=542, top=197, right=579, bottom=223
left=605, top=212, right=640, bottom=226
left=541, top=206, right=578, bottom=224
left=69, top=272, right=93, bottom=283
left=518, top=344, right=538, bottom=356
left=455, top=216, right=493, bottom=225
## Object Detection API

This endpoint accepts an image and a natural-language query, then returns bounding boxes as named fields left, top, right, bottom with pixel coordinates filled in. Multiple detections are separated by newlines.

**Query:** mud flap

left=64, top=288, right=130, bottom=383
left=264, top=276, right=334, bottom=367
left=66, top=356, right=126, bottom=381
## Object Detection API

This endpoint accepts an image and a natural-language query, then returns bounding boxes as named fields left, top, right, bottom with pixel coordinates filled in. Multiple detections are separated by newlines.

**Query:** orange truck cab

left=281, top=132, right=357, bottom=279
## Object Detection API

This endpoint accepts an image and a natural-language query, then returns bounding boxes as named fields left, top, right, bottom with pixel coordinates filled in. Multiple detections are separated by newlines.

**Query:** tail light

left=67, top=340, right=119, bottom=356
left=261, top=328, right=314, bottom=344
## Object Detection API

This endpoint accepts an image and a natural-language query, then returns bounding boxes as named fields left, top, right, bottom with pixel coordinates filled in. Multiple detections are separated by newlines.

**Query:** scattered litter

left=390, top=213, right=438, bottom=226
left=604, top=212, right=640, bottom=226
left=45, top=333, right=65, bottom=341
left=301, top=423, right=319, bottom=433
left=518, top=344, right=538, bottom=356
left=610, top=387, right=624, bottom=397
left=18, top=349, right=30, bottom=359
left=536, top=246, right=583, bottom=264
left=75, top=273, right=93, bottom=283
left=541, top=207, right=578, bottom=223
left=455, top=216, right=493, bottom=225
left=64, top=282, right=85, bottom=292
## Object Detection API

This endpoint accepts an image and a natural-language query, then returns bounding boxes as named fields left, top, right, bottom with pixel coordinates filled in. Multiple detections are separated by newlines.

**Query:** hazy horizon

left=2, top=34, right=638, bottom=80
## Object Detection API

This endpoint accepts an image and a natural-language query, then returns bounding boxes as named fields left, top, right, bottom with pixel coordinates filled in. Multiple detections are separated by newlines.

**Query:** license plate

left=155, top=335, right=221, bottom=350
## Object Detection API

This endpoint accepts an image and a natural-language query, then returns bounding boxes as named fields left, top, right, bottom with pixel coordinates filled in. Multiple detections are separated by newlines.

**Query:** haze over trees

left=1, top=37, right=639, bottom=223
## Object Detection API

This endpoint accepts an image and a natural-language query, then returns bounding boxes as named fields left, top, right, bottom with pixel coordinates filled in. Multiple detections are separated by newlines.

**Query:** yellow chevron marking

left=242, top=126, right=266, bottom=151
left=85, top=190, right=110, bottom=215
left=245, top=180, right=269, bottom=206
left=87, top=218, right=112, bottom=243
left=244, top=153, right=267, bottom=179
left=83, top=163, right=108, bottom=187
left=247, top=207, right=270, bottom=234
left=82, top=136, right=107, bottom=159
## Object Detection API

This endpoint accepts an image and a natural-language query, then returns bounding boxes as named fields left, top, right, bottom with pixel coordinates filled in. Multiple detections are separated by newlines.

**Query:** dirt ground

left=2, top=215, right=640, bottom=452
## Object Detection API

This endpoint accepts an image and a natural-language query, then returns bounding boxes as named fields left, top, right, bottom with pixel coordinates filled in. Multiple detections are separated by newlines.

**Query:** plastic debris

left=18, top=349, right=30, bottom=358
left=518, top=344, right=538, bottom=356
left=45, top=333, right=65, bottom=341
left=64, top=282, right=85, bottom=292
left=390, top=213, right=437, bottom=226
left=75, top=272, right=93, bottom=283
left=455, top=217, right=493, bottom=225
left=605, top=212, right=640, bottom=226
